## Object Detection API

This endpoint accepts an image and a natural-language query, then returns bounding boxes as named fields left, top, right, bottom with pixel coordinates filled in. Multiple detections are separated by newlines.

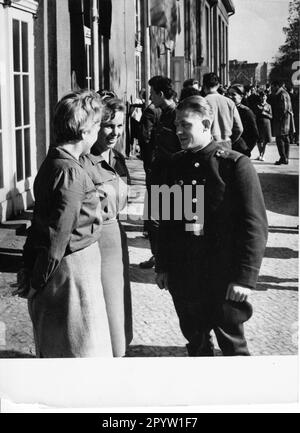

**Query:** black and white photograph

left=0, top=0, right=298, bottom=412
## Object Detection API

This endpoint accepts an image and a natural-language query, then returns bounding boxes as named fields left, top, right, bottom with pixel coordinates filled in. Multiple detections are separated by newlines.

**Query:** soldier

left=155, top=96, right=268, bottom=356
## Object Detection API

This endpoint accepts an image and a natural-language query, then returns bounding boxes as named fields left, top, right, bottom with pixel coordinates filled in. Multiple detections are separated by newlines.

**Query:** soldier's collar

left=186, top=140, right=216, bottom=158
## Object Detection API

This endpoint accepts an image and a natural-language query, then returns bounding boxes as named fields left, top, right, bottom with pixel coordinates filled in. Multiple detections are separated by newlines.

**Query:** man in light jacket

left=203, top=73, right=243, bottom=150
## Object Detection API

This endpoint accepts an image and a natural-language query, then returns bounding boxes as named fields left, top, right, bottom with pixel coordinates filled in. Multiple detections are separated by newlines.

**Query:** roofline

left=222, top=0, right=235, bottom=15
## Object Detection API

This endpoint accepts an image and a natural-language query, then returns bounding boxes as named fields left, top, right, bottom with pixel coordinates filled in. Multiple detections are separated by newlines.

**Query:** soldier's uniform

left=156, top=138, right=268, bottom=356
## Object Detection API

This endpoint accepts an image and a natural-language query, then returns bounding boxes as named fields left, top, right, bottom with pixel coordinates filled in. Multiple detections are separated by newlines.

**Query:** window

left=84, top=26, right=92, bottom=89
left=204, top=4, right=210, bottom=67
left=135, top=0, right=142, bottom=45
left=135, top=51, right=142, bottom=98
left=13, top=18, right=31, bottom=181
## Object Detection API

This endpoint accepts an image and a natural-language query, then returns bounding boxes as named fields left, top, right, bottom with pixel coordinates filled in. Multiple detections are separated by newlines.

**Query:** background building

left=0, top=0, right=234, bottom=222
left=229, top=59, right=272, bottom=86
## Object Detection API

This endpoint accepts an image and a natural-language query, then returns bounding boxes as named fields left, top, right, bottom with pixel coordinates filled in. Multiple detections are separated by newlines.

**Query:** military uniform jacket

left=156, top=141, right=268, bottom=296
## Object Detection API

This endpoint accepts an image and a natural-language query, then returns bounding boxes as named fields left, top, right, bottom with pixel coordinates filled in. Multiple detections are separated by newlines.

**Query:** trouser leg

left=283, top=135, right=290, bottom=160
left=148, top=218, right=159, bottom=256
left=214, top=322, right=250, bottom=356
left=171, top=295, right=215, bottom=357
left=276, top=136, right=285, bottom=161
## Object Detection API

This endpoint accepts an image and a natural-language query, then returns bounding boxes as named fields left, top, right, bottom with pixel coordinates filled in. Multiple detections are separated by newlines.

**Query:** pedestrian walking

left=255, top=91, right=273, bottom=161
left=270, top=80, right=294, bottom=165
left=81, top=98, right=133, bottom=357
left=203, top=73, right=243, bottom=149
left=229, top=84, right=259, bottom=157
left=15, top=90, right=113, bottom=358
left=155, top=96, right=268, bottom=356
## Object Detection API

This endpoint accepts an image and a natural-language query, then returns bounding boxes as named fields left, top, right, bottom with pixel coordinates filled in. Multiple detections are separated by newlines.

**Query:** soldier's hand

left=155, top=272, right=169, bottom=291
left=226, top=283, right=251, bottom=303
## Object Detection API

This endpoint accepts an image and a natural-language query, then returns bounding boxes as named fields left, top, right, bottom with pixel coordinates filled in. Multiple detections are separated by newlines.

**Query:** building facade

left=0, top=0, right=234, bottom=222
left=229, top=59, right=272, bottom=87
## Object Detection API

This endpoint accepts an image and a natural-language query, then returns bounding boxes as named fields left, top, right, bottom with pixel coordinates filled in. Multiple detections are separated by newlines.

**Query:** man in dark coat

left=155, top=96, right=268, bottom=356
left=270, top=81, right=294, bottom=165
left=140, top=76, right=180, bottom=269
left=229, top=85, right=259, bottom=157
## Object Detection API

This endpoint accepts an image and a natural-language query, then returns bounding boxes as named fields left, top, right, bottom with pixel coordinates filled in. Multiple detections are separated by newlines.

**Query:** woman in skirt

left=256, top=91, right=273, bottom=161
left=15, top=90, right=113, bottom=358
left=82, top=98, right=133, bottom=357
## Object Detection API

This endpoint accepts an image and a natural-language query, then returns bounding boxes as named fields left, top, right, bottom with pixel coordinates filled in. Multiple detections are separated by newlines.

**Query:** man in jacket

left=270, top=80, right=293, bottom=165
left=203, top=73, right=243, bottom=149
left=155, top=96, right=268, bottom=356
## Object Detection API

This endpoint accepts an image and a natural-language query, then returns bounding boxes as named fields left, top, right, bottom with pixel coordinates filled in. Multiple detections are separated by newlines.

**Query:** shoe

left=259, top=156, right=265, bottom=161
left=139, top=256, right=155, bottom=269
left=275, top=160, right=282, bottom=165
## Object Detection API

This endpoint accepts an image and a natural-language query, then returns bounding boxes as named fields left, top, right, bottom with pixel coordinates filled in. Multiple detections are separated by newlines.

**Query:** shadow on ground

left=268, top=226, right=298, bottom=234
left=0, top=350, right=35, bottom=358
left=129, top=264, right=156, bottom=284
left=259, top=173, right=298, bottom=216
left=259, top=273, right=298, bottom=294
left=0, top=254, right=22, bottom=273
left=264, top=247, right=298, bottom=259
left=126, top=345, right=223, bottom=357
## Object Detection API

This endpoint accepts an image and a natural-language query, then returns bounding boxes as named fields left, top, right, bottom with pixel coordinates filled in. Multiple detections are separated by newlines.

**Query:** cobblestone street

left=0, top=143, right=298, bottom=358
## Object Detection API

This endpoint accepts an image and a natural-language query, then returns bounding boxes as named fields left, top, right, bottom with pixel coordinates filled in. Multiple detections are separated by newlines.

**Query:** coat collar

left=184, top=140, right=219, bottom=161
left=48, top=146, right=83, bottom=167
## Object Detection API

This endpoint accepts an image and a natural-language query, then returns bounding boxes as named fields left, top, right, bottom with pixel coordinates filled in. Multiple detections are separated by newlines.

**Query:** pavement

left=0, top=142, right=298, bottom=358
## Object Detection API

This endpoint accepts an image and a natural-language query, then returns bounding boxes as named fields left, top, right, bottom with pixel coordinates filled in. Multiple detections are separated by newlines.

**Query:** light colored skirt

left=28, top=242, right=113, bottom=358
left=100, top=219, right=133, bottom=357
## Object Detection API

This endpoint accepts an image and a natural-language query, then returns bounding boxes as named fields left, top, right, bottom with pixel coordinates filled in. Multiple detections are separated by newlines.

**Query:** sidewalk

left=0, top=143, right=298, bottom=357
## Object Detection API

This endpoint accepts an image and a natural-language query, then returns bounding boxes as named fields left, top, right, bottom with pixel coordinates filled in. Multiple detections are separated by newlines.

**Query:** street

left=0, top=143, right=298, bottom=358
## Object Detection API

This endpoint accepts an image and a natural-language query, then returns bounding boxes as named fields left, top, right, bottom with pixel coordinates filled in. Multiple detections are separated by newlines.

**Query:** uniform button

left=192, top=180, right=197, bottom=185
left=192, top=198, right=197, bottom=203
left=178, top=180, right=184, bottom=186
left=194, top=162, right=200, bottom=168
left=193, top=215, right=198, bottom=221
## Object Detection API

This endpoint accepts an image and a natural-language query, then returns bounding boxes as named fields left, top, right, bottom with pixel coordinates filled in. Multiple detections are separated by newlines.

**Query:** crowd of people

left=13, top=70, right=297, bottom=357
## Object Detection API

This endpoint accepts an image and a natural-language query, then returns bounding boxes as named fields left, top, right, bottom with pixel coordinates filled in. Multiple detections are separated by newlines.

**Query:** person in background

left=139, top=75, right=180, bottom=269
left=179, top=86, right=202, bottom=102
left=203, top=72, right=243, bottom=150
left=138, top=96, right=161, bottom=239
left=183, top=78, right=200, bottom=90
left=270, top=80, right=293, bottom=165
left=245, top=85, right=260, bottom=115
left=255, top=91, right=273, bottom=161
left=81, top=98, right=132, bottom=357
left=229, top=84, right=259, bottom=157
left=156, top=96, right=268, bottom=356
left=14, top=90, right=113, bottom=358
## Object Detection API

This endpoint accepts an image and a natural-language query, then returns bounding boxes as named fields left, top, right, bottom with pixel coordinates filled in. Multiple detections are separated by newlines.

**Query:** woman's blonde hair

left=54, top=90, right=103, bottom=144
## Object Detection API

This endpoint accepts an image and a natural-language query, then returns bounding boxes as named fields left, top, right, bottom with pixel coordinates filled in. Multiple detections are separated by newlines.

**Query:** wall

left=109, top=0, right=136, bottom=103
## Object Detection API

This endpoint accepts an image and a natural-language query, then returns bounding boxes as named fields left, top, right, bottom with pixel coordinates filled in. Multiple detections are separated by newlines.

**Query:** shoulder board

left=215, top=149, right=243, bottom=163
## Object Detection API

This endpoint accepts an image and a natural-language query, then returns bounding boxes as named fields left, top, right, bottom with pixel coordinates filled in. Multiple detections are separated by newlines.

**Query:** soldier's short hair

left=177, top=95, right=213, bottom=121
left=54, top=90, right=103, bottom=144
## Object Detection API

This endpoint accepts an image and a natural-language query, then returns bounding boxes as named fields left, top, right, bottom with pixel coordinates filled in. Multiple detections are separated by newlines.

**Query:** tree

left=269, top=0, right=300, bottom=87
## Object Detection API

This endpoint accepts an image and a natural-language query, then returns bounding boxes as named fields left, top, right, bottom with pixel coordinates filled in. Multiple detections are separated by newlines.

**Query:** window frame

left=7, top=6, right=36, bottom=195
